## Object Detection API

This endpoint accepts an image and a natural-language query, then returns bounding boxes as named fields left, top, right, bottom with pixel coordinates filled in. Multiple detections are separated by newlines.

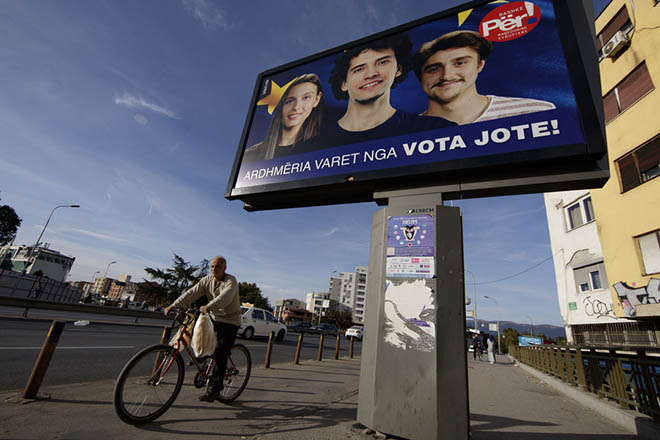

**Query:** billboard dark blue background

left=236, top=0, right=585, bottom=189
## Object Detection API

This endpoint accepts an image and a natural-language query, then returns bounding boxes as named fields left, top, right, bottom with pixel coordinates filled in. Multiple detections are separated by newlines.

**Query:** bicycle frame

left=149, top=312, right=209, bottom=385
left=153, top=310, right=244, bottom=389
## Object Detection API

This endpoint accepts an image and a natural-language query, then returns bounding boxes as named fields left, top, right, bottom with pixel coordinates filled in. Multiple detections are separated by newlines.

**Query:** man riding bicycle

left=164, top=255, right=241, bottom=402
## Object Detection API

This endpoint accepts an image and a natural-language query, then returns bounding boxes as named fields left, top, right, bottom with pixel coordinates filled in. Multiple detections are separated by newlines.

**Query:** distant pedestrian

left=487, top=335, right=496, bottom=364
left=476, top=339, right=483, bottom=360
left=471, top=335, right=479, bottom=360
left=33, top=278, right=43, bottom=299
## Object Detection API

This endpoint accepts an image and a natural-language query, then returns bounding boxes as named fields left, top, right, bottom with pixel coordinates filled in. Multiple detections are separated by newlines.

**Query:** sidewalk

left=1, top=357, right=363, bottom=440
left=0, top=354, right=642, bottom=439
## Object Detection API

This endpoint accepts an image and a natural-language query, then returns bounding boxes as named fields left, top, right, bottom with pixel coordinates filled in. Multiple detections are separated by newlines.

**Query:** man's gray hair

left=211, top=256, right=227, bottom=267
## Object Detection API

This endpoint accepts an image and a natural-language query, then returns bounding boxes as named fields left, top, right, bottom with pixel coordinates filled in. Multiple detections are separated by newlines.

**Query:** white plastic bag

left=191, top=313, right=217, bottom=357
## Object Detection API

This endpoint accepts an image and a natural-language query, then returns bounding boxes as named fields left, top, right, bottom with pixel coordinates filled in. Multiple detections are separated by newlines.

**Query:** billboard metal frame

left=225, top=0, right=608, bottom=211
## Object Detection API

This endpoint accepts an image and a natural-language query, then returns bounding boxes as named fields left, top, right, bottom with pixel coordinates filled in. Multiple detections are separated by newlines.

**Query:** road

left=0, top=318, right=361, bottom=392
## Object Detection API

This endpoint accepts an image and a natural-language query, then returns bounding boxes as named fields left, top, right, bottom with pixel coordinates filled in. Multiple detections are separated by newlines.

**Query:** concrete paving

left=0, top=353, right=649, bottom=439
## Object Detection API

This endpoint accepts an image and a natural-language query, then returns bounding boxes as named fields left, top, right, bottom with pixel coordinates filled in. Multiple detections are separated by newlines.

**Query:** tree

left=501, top=328, right=521, bottom=354
left=140, top=254, right=209, bottom=306
left=321, top=309, right=354, bottom=330
left=238, top=282, right=271, bottom=310
left=0, top=197, right=22, bottom=245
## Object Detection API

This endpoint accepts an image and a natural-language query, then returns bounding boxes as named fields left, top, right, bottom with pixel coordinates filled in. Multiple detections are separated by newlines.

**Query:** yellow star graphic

left=256, top=78, right=296, bottom=115
left=458, top=0, right=509, bottom=26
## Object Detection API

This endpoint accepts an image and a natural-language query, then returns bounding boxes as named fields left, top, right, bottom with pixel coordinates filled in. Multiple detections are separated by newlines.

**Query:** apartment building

left=546, top=0, right=660, bottom=345
left=545, top=190, right=620, bottom=343
left=330, top=266, right=368, bottom=324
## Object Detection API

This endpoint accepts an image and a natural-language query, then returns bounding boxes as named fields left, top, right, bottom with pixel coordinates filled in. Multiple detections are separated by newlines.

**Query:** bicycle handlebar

left=168, top=309, right=195, bottom=329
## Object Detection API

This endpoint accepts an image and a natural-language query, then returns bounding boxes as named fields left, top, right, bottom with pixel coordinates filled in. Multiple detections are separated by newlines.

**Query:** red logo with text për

left=480, top=1, right=541, bottom=42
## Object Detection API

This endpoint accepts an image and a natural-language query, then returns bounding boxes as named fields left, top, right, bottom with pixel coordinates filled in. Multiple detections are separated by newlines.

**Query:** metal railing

left=510, top=344, right=660, bottom=421
left=0, top=296, right=169, bottom=327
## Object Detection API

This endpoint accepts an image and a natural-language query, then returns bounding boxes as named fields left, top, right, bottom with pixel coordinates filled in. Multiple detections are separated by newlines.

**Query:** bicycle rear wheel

left=217, top=343, right=251, bottom=403
left=113, top=344, right=185, bottom=425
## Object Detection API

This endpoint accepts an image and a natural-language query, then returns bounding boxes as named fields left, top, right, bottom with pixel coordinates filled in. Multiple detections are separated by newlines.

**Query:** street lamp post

left=86, top=270, right=100, bottom=300
left=526, top=315, right=534, bottom=336
left=30, top=204, right=81, bottom=261
left=466, top=270, right=477, bottom=331
left=484, top=295, right=501, bottom=355
left=103, top=261, right=117, bottom=279
left=10, top=204, right=80, bottom=297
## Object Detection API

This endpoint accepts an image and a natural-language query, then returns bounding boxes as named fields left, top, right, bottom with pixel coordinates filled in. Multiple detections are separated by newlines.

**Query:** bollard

left=349, top=336, right=354, bottom=359
left=159, top=326, right=173, bottom=344
left=23, top=321, right=65, bottom=399
left=317, top=334, right=325, bottom=361
left=294, top=333, right=303, bottom=364
left=335, top=334, right=341, bottom=360
left=265, top=331, right=274, bottom=368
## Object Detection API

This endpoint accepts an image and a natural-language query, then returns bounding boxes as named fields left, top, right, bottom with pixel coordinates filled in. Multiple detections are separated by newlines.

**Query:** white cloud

left=133, top=113, right=148, bottom=125
left=59, top=227, right=131, bottom=244
left=320, top=227, right=338, bottom=237
left=114, top=93, right=179, bottom=119
left=182, top=0, right=232, bottom=32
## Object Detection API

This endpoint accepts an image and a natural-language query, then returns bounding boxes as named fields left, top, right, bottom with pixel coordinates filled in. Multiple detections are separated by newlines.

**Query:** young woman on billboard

left=243, top=73, right=324, bottom=163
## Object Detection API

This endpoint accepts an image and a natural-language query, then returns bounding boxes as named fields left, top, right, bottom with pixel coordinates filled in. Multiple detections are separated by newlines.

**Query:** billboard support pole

left=358, top=189, right=469, bottom=440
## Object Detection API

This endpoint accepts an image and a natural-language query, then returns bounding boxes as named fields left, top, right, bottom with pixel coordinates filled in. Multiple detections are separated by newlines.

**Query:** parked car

left=239, top=307, right=287, bottom=341
left=310, top=323, right=339, bottom=335
left=287, top=321, right=313, bottom=333
left=345, top=325, right=364, bottom=340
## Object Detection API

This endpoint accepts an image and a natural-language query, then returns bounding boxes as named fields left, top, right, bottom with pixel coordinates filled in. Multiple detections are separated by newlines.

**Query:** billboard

left=226, top=0, right=607, bottom=210
left=518, top=335, right=543, bottom=346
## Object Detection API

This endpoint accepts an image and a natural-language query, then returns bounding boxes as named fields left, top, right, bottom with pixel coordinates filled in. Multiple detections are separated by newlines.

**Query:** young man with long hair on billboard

left=316, top=34, right=454, bottom=148
left=243, top=73, right=324, bottom=163
left=413, top=30, right=555, bottom=125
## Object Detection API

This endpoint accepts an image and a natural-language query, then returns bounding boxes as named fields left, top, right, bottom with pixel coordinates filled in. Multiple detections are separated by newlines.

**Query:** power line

left=466, top=250, right=561, bottom=286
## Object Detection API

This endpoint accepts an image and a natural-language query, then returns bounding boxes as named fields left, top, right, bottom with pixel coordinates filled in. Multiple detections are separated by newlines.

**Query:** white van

left=240, top=307, right=287, bottom=341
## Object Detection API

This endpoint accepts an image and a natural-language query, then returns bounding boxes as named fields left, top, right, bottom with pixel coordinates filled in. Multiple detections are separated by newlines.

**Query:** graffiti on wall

left=614, top=278, right=660, bottom=317
left=582, top=295, right=618, bottom=319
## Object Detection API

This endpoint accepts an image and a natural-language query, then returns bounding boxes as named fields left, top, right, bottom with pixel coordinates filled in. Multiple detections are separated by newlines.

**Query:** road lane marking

left=0, top=346, right=135, bottom=350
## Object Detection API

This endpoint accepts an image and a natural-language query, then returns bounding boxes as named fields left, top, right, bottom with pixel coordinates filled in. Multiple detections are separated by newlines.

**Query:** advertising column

left=358, top=199, right=468, bottom=439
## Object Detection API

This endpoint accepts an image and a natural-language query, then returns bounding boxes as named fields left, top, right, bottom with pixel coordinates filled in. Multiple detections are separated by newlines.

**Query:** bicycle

left=113, top=309, right=252, bottom=425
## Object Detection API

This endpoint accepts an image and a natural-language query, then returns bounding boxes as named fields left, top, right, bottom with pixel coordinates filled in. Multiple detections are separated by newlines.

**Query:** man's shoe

left=199, top=381, right=223, bottom=402
left=199, top=389, right=221, bottom=402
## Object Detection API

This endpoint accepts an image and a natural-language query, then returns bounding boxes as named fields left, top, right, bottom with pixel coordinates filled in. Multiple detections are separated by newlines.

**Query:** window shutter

left=617, top=154, right=640, bottom=192
left=603, top=91, right=619, bottom=123
left=599, top=7, right=631, bottom=44
left=618, top=63, right=654, bottom=111
left=638, top=232, right=660, bottom=274
left=636, top=136, right=660, bottom=174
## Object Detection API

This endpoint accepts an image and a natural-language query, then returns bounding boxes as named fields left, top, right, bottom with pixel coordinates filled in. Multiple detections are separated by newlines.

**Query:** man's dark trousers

left=211, top=320, right=239, bottom=389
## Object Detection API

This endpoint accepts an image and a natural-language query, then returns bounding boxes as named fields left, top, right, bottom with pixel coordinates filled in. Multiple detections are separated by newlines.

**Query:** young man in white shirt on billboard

left=413, top=30, right=555, bottom=125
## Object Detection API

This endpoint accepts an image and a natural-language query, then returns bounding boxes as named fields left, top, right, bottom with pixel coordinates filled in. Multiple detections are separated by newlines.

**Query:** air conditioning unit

left=603, top=30, right=630, bottom=58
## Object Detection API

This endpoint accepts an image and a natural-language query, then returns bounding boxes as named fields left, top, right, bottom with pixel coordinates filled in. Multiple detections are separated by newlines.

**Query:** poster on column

left=386, top=215, right=434, bottom=278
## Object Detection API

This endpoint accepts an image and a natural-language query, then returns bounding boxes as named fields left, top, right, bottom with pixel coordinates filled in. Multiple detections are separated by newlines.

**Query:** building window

left=616, top=134, right=660, bottom=192
left=596, top=6, right=634, bottom=60
left=574, top=262, right=608, bottom=293
left=637, top=230, right=660, bottom=274
left=604, top=62, right=654, bottom=123
left=566, top=196, right=595, bottom=230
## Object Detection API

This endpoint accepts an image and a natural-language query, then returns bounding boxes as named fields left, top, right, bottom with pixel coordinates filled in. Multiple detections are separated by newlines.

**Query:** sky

left=1, top=0, right=611, bottom=327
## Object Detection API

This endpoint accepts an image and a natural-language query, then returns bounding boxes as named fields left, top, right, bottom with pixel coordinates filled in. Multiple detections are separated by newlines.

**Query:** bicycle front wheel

left=113, top=344, right=185, bottom=425
left=218, top=343, right=251, bottom=403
